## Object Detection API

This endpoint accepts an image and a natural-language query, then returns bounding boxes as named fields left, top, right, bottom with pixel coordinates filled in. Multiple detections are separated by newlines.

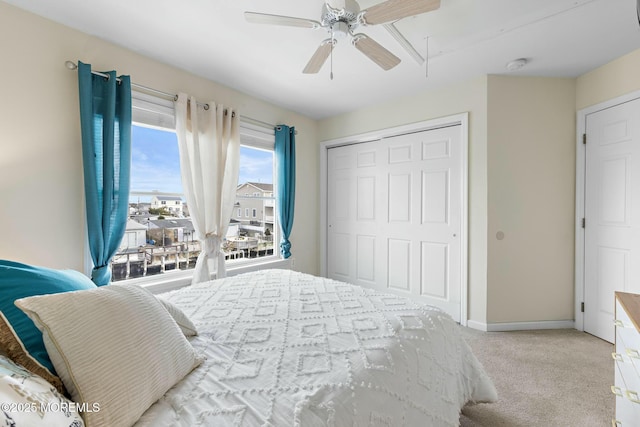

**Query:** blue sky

left=130, top=125, right=273, bottom=201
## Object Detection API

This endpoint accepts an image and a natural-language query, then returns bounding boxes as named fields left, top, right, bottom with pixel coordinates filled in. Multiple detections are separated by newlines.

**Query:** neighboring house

left=146, top=217, right=240, bottom=246
left=235, top=182, right=274, bottom=234
left=147, top=218, right=195, bottom=245
left=227, top=219, right=240, bottom=239
left=150, top=195, right=184, bottom=216
left=119, top=219, right=148, bottom=252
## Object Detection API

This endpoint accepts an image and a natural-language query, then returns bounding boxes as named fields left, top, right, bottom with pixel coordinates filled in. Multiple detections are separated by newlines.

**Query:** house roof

left=238, top=182, right=273, bottom=192
left=152, top=195, right=183, bottom=201
left=147, top=217, right=240, bottom=230
left=149, top=218, right=195, bottom=231
left=125, top=219, right=148, bottom=231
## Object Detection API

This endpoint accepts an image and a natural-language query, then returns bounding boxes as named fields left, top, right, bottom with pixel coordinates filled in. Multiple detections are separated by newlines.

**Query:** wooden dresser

left=613, top=292, right=640, bottom=425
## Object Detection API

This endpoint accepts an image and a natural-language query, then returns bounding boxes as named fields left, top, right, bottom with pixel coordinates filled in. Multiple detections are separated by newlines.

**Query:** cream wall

left=0, top=2, right=319, bottom=275
left=6, top=0, right=638, bottom=326
left=318, top=75, right=578, bottom=327
left=486, top=76, right=576, bottom=323
left=318, top=77, right=490, bottom=325
left=577, top=49, right=640, bottom=110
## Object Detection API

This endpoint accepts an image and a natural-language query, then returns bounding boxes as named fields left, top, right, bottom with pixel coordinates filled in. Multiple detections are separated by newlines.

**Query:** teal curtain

left=78, top=61, right=132, bottom=286
left=275, top=125, right=296, bottom=259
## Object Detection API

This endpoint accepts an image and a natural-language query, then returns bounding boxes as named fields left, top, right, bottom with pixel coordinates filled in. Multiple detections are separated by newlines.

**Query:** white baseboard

left=465, top=320, right=575, bottom=332
left=466, top=320, right=488, bottom=331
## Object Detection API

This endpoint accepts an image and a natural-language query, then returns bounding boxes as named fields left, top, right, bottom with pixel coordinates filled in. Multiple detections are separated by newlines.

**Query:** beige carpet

left=458, top=328, right=614, bottom=427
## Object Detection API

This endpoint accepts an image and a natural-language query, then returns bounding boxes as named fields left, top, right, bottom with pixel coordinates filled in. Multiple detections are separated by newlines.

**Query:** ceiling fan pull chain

left=330, top=27, right=334, bottom=80
left=425, top=36, right=429, bottom=78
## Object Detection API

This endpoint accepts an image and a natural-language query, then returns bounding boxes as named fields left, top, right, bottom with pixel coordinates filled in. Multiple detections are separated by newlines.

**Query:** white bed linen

left=135, top=269, right=496, bottom=427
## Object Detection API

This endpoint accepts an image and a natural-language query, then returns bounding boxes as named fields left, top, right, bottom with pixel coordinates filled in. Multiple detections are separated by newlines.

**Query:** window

left=106, top=92, right=279, bottom=283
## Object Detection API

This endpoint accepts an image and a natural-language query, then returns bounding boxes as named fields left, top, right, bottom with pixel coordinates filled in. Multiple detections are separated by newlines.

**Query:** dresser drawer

left=616, top=300, right=640, bottom=353
left=614, top=356, right=640, bottom=398
left=615, top=294, right=640, bottom=425
left=614, top=362, right=640, bottom=424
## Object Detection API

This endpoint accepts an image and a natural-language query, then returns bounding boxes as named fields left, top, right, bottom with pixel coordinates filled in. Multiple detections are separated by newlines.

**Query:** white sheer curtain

left=174, top=93, right=240, bottom=284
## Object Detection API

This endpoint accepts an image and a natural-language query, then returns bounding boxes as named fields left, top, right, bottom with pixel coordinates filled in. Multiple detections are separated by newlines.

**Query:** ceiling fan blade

left=303, top=39, right=335, bottom=74
left=361, top=0, right=441, bottom=25
left=352, top=34, right=401, bottom=70
left=244, top=12, right=321, bottom=29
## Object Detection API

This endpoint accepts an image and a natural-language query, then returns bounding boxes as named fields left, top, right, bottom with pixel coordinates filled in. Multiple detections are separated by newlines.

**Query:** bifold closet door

left=327, top=125, right=462, bottom=322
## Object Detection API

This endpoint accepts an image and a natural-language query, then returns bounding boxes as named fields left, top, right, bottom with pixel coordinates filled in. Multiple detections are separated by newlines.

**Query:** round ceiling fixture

left=506, top=58, right=528, bottom=72
left=331, top=21, right=350, bottom=39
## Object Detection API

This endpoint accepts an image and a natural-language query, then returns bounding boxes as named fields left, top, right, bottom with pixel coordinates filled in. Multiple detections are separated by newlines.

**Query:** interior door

left=584, top=98, right=640, bottom=343
left=327, top=125, right=462, bottom=321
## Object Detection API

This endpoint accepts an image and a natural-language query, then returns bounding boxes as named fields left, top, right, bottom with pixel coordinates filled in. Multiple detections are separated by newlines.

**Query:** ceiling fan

left=244, top=0, right=441, bottom=75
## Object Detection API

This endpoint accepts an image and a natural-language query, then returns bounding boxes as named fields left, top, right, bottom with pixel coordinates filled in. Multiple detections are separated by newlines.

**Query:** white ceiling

left=6, top=0, right=640, bottom=119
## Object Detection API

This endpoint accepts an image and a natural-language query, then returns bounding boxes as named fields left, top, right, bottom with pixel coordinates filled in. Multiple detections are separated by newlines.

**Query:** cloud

left=129, top=126, right=273, bottom=197
left=131, top=125, right=182, bottom=193
left=239, top=148, right=273, bottom=184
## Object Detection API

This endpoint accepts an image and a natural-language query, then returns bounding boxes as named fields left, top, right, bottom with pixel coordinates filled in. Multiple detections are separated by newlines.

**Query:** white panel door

left=584, top=98, right=640, bottom=343
left=327, top=125, right=462, bottom=321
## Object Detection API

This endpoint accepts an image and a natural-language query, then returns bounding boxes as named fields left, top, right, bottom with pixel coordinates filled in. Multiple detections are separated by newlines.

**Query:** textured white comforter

left=135, top=269, right=496, bottom=427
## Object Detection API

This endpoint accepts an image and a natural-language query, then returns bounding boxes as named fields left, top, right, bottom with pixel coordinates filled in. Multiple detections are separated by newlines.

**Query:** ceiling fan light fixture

left=506, top=58, right=528, bottom=71
left=331, top=21, right=350, bottom=38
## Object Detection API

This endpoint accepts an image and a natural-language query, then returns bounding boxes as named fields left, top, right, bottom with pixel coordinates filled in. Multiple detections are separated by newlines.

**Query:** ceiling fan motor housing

left=321, top=0, right=361, bottom=33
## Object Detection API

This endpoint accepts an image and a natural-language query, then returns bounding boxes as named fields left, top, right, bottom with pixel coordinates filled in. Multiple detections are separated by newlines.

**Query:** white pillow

left=15, top=285, right=203, bottom=427
left=0, top=355, right=85, bottom=427
left=156, top=297, right=198, bottom=336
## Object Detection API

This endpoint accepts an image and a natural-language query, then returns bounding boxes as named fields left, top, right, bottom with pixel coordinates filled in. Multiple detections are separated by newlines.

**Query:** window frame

left=84, top=91, right=290, bottom=293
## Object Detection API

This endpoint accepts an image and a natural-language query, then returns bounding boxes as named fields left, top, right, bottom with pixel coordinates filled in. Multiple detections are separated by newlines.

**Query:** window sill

left=115, top=256, right=292, bottom=295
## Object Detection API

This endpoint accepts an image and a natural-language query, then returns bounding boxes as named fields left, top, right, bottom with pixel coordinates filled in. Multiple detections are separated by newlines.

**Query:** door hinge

left=583, top=133, right=587, bottom=145
left=582, top=218, right=585, bottom=228
left=581, top=302, right=585, bottom=313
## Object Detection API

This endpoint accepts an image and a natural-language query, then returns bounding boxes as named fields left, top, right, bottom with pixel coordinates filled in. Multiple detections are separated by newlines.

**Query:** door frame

left=319, top=112, right=469, bottom=326
left=575, top=90, right=640, bottom=332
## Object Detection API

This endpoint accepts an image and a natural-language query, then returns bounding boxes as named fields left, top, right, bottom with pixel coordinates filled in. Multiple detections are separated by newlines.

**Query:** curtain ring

left=174, top=94, right=179, bottom=101
left=204, top=104, right=210, bottom=110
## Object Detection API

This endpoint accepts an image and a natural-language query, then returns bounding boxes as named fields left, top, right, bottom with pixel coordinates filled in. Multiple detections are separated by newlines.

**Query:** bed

left=135, top=269, right=497, bottom=426
left=1, top=265, right=496, bottom=427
